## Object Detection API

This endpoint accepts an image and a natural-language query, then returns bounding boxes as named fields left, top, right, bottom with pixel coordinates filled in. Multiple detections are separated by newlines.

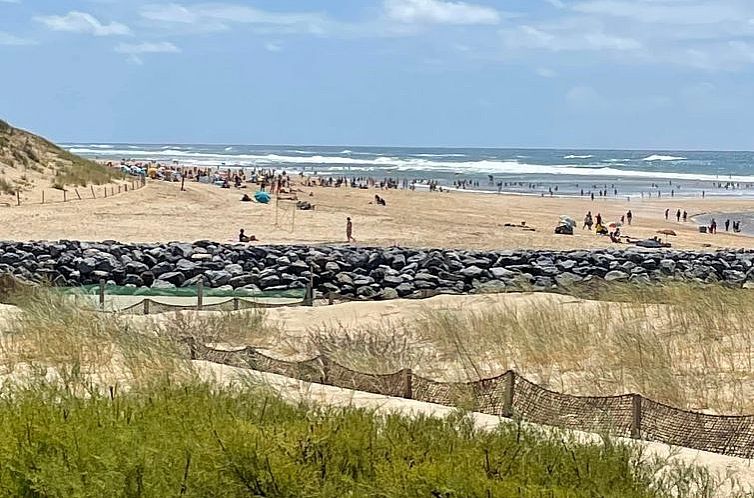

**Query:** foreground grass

left=0, top=380, right=731, bottom=498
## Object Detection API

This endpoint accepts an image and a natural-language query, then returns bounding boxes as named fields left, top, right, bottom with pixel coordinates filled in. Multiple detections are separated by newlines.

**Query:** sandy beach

left=0, top=178, right=753, bottom=250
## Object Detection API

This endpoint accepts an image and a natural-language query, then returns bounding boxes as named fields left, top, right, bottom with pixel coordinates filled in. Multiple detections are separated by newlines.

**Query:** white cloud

left=35, top=11, right=130, bottom=36
left=536, top=67, right=557, bottom=78
left=141, top=3, right=331, bottom=35
left=0, top=31, right=34, bottom=45
left=115, top=41, right=180, bottom=54
left=571, top=0, right=742, bottom=25
left=264, top=42, right=282, bottom=52
left=503, top=23, right=641, bottom=52
left=115, top=41, right=180, bottom=65
left=383, top=0, right=501, bottom=25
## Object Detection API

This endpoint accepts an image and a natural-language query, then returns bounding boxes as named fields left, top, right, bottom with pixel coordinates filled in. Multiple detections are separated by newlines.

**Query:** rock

left=125, top=261, right=149, bottom=275
left=335, top=272, right=354, bottom=286
left=604, top=270, right=629, bottom=282
left=395, top=282, right=415, bottom=296
left=176, top=259, right=198, bottom=274
left=325, top=261, right=341, bottom=272
left=259, top=275, right=281, bottom=289
left=490, top=267, right=517, bottom=280
left=659, top=259, right=676, bottom=274
left=77, top=258, right=96, bottom=274
left=379, top=288, right=400, bottom=300
left=158, top=271, right=186, bottom=286
left=151, top=280, right=176, bottom=290
left=205, top=270, right=231, bottom=287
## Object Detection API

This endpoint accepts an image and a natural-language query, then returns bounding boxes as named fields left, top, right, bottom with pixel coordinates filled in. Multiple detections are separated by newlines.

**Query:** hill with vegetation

left=0, top=119, right=120, bottom=197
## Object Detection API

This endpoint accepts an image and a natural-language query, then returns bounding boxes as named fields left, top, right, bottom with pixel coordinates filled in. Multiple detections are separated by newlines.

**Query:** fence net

left=185, top=341, right=754, bottom=459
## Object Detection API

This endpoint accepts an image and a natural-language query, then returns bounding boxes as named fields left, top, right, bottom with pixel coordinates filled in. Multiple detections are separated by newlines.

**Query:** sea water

left=64, top=144, right=754, bottom=198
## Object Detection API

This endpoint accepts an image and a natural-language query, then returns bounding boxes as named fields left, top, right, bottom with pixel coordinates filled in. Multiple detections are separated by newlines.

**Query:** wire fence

left=186, top=341, right=754, bottom=459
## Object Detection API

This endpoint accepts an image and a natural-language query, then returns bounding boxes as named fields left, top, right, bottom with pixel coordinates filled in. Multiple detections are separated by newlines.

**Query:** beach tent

left=254, top=191, right=271, bottom=204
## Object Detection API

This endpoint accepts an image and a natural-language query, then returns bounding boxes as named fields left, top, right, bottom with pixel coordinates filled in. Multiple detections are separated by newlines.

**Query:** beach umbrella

left=657, top=229, right=677, bottom=236
left=559, top=215, right=576, bottom=228
left=254, top=191, right=271, bottom=204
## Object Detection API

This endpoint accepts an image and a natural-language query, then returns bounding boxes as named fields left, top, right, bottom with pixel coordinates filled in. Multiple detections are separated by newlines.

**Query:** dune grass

left=295, top=283, right=754, bottom=415
left=0, top=286, right=189, bottom=390
left=0, top=288, right=740, bottom=496
left=52, top=149, right=122, bottom=188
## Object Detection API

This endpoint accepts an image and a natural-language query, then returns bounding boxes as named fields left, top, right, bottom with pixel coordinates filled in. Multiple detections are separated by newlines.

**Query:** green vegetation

left=0, top=118, right=122, bottom=189
left=52, top=148, right=122, bottom=187
left=0, top=287, right=745, bottom=496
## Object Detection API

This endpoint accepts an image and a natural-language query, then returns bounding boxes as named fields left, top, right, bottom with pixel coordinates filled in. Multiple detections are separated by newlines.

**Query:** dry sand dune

left=0, top=179, right=753, bottom=250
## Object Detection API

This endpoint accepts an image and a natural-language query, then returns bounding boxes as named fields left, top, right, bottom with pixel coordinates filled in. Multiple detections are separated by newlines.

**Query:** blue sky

left=1, top=0, right=754, bottom=149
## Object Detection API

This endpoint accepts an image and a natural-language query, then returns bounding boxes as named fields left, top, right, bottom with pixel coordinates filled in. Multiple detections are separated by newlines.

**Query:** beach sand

left=0, top=179, right=753, bottom=250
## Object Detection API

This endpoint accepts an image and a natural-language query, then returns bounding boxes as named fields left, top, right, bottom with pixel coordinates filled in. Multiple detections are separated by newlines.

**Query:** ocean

left=63, top=144, right=754, bottom=198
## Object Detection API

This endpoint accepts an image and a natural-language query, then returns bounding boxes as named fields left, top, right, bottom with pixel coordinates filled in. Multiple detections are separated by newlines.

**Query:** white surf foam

left=643, top=154, right=686, bottom=161
left=564, top=154, right=593, bottom=159
left=66, top=148, right=754, bottom=183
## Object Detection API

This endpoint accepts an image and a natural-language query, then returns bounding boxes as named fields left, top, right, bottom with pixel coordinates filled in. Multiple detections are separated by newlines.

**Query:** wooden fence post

left=181, top=177, right=185, bottom=191
left=143, top=299, right=150, bottom=315
left=63, top=190, right=67, bottom=202
left=502, top=371, right=515, bottom=418
left=104, top=188, right=107, bottom=198
left=196, top=280, right=203, bottom=311
left=15, top=191, right=20, bottom=206
left=233, top=297, right=239, bottom=311
left=125, top=184, right=128, bottom=192
left=99, top=279, right=106, bottom=310
left=41, top=190, right=44, bottom=204
left=403, top=368, right=413, bottom=399
left=118, top=185, right=121, bottom=194
left=111, top=186, right=114, bottom=196
left=91, top=185, right=96, bottom=198
left=631, top=395, right=642, bottom=439
left=75, top=189, right=82, bottom=201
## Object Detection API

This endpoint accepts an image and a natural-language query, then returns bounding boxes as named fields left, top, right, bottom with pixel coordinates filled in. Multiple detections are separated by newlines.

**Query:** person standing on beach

left=710, top=219, right=717, bottom=234
left=626, top=210, right=633, bottom=225
left=583, top=211, right=593, bottom=230
left=725, top=219, right=731, bottom=232
left=346, top=217, right=355, bottom=243
left=665, top=208, right=669, bottom=220
left=676, top=209, right=681, bottom=222
left=683, top=211, right=688, bottom=222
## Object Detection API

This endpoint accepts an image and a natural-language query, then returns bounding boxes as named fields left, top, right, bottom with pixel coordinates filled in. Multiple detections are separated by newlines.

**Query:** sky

left=2, top=0, right=754, bottom=149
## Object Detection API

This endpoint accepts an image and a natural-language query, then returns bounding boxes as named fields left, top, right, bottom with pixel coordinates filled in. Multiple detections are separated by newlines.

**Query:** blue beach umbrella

left=254, top=191, right=271, bottom=204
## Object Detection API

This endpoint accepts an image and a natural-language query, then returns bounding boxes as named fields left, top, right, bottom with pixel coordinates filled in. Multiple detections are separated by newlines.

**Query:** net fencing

left=187, top=341, right=754, bottom=459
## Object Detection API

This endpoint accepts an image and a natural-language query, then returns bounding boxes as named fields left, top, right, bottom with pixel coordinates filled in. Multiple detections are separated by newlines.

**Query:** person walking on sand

left=665, top=208, right=669, bottom=220
left=346, top=217, right=356, bottom=243
left=683, top=211, right=688, bottom=222
left=710, top=218, right=717, bottom=234
left=725, top=219, right=731, bottom=232
left=583, top=211, right=593, bottom=230
left=676, top=209, right=681, bottom=222
left=626, top=210, right=633, bottom=225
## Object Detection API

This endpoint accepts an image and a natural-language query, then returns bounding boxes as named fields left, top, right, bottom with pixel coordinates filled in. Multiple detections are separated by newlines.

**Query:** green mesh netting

left=57, top=284, right=306, bottom=299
